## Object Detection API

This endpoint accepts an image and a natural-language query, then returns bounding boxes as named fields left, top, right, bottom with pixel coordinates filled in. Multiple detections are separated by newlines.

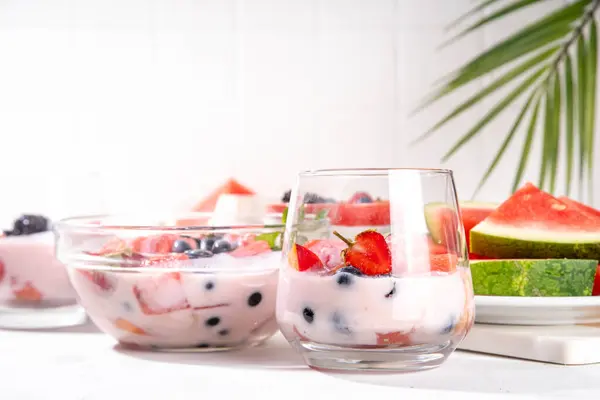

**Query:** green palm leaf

left=415, top=0, right=600, bottom=198
left=586, top=19, right=597, bottom=202
left=512, top=96, right=542, bottom=192
left=564, top=54, right=575, bottom=196
left=442, top=0, right=552, bottom=48
left=441, top=67, right=547, bottom=161
left=577, top=34, right=588, bottom=199
left=472, top=90, right=539, bottom=197
left=413, top=46, right=559, bottom=144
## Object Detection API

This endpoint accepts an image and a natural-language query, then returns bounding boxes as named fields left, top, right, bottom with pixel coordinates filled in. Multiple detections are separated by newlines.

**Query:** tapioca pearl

left=205, top=316, right=221, bottom=327
left=331, top=312, right=351, bottom=335
left=385, top=282, right=396, bottom=298
left=196, top=343, right=210, bottom=348
left=440, top=315, right=456, bottom=334
left=218, top=329, right=229, bottom=336
left=205, top=281, right=215, bottom=291
left=302, top=307, right=314, bottom=324
left=247, top=292, right=262, bottom=307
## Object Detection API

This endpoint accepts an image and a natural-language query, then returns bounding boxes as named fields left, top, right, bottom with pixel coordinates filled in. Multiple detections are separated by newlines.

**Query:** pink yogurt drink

left=0, top=215, right=85, bottom=329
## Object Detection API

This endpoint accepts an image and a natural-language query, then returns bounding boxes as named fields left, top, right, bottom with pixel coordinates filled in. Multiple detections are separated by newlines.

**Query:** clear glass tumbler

left=276, top=168, right=474, bottom=372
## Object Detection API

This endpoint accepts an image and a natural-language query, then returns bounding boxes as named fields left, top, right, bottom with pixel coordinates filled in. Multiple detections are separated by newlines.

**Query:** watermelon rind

left=470, top=221, right=600, bottom=259
left=470, top=259, right=597, bottom=297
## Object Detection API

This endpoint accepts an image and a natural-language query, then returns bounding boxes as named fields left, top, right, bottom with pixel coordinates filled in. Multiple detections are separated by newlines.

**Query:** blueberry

left=385, top=282, right=396, bottom=298
left=247, top=292, right=262, bottom=307
left=212, top=239, right=233, bottom=254
left=205, top=281, right=215, bottom=290
left=303, top=307, right=314, bottom=324
left=304, top=192, right=326, bottom=204
left=218, top=329, right=229, bottom=336
left=185, top=249, right=213, bottom=259
left=205, top=317, right=220, bottom=327
left=281, top=190, right=291, bottom=203
left=200, top=236, right=217, bottom=252
left=336, top=273, right=353, bottom=287
left=11, top=214, right=49, bottom=236
left=331, top=312, right=351, bottom=335
left=172, top=239, right=192, bottom=253
left=356, top=196, right=373, bottom=203
left=338, top=266, right=363, bottom=276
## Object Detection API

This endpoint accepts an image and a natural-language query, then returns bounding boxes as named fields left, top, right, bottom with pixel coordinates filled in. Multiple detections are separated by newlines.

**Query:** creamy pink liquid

left=68, top=252, right=281, bottom=349
left=0, top=232, right=76, bottom=306
left=276, top=266, right=473, bottom=347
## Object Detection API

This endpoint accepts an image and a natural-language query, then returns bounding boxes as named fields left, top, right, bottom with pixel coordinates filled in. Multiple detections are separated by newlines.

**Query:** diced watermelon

left=191, top=178, right=255, bottom=212
left=132, top=272, right=190, bottom=315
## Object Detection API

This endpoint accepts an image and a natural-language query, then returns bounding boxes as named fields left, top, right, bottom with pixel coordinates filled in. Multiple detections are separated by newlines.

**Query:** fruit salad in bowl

left=0, top=214, right=85, bottom=329
left=54, top=213, right=284, bottom=351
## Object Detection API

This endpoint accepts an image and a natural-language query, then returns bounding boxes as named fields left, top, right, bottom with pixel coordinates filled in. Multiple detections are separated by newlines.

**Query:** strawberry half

left=0, top=258, right=5, bottom=284
left=333, top=230, right=391, bottom=276
left=288, top=244, right=324, bottom=272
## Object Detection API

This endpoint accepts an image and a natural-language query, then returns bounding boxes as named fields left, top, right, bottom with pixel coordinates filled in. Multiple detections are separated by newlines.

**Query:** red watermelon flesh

left=266, top=201, right=391, bottom=226
left=483, top=182, right=600, bottom=232
left=191, top=178, right=255, bottom=212
left=558, top=196, right=600, bottom=219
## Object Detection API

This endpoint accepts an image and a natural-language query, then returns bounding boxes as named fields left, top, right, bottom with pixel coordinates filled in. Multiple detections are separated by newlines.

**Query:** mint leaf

left=255, top=231, right=283, bottom=250
left=315, top=209, right=329, bottom=220
left=282, top=207, right=289, bottom=224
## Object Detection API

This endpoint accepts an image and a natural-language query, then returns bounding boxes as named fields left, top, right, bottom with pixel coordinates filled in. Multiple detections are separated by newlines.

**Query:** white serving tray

left=458, top=323, right=600, bottom=365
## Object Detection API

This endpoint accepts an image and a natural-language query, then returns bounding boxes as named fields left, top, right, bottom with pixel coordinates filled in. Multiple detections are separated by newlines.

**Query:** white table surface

left=1, top=321, right=599, bottom=400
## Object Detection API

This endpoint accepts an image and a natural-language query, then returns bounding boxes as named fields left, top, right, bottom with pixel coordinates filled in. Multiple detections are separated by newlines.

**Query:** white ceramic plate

left=475, top=295, right=600, bottom=325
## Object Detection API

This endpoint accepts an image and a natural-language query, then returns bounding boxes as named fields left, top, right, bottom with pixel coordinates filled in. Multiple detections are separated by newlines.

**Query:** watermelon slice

left=470, top=183, right=600, bottom=259
left=191, top=178, right=255, bottom=212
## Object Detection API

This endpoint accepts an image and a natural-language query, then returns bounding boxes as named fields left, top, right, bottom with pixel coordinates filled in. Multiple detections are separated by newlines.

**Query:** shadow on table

left=113, top=334, right=307, bottom=371
left=314, top=350, right=600, bottom=396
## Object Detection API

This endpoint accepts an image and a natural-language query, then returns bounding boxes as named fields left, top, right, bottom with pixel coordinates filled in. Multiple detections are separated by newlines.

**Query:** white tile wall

left=0, top=0, right=596, bottom=226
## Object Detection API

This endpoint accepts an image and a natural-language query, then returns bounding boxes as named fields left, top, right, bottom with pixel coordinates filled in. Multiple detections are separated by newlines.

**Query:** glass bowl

left=276, top=168, right=475, bottom=372
left=54, top=213, right=284, bottom=351
left=0, top=215, right=86, bottom=329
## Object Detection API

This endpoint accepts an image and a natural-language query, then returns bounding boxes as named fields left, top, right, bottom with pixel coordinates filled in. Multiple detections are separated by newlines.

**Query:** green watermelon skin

left=471, top=259, right=597, bottom=296
left=470, top=229, right=600, bottom=260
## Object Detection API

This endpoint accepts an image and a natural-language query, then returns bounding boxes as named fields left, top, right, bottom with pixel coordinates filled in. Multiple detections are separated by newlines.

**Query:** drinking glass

left=276, top=168, right=474, bottom=372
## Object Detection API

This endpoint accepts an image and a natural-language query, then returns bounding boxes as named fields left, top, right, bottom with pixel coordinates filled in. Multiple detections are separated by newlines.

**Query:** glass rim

left=298, top=167, right=453, bottom=177
left=53, top=212, right=286, bottom=233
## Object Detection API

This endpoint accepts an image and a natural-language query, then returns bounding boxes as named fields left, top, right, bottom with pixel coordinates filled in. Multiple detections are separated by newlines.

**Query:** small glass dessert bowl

left=276, top=168, right=475, bottom=372
left=54, top=213, right=284, bottom=351
left=0, top=214, right=86, bottom=329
